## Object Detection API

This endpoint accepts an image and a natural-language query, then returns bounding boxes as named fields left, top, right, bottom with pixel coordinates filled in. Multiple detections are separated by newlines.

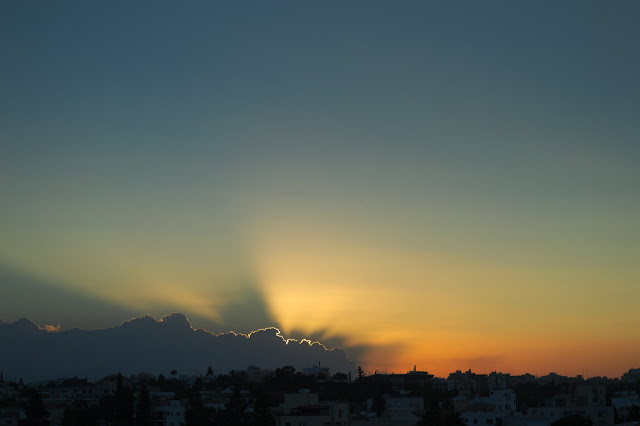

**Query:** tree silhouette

left=185, top=391, right=212, bottom=426
left=628, top=405, right=640, bottom=422
left=250, top=386, right=275, bottom=425
left=418, top=399, right=464, bottom=426
left=222, top=387, right=249, bottom=425
left=206, top=366, right=214, bottom=376
left=357, top=366, right=365, bottom=381
left=62, top=398, right=99, bottom=426
left=113, top=373, right=134, bottom=425
left=372, top=392, right=386, bottom=418
left=271, top=366, right=298, bottom=392
left=19, top=389, right=49, bottom=426
left=135, top=386, right=151, bottom=426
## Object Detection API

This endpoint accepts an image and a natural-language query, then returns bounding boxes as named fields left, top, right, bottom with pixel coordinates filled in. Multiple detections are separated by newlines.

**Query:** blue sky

left=1, top=1, right=639, bottom=376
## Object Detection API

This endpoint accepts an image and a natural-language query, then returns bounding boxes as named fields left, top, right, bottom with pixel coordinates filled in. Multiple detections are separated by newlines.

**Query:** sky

left=1, top=1, right=639, bottom=378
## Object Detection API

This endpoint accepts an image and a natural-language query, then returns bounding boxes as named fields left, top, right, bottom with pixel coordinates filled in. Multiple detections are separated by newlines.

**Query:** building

left=374, top=368, right=434, bottom=390
left=276, top=390, right=350, bottom=426
left=382, top=395, right=424, bottom=424
left=151, top=399, right=185, bottom=426
left=622, top=369, right=640, bottom=384
left=488, top=372, right=511, bottom=390
left=302, top=364, right=331, bottom=378
left=246, top=366, right=273, bottom=383
left=447, top=370, right=488, bottom=394
left=612, top=392, right=640, bottom=422
left=0, top=407, right=23, bottom=426
left=459, top=388, right=517, bottom=426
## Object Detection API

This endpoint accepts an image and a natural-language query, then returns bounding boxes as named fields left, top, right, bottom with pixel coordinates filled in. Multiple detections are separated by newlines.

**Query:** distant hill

left=0, top=313, right=355, bottom=382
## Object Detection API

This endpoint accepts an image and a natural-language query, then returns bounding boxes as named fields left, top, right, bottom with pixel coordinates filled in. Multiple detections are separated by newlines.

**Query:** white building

left=461, top=389, right=517, bottom=426
left=613, top=391, right=640, bottom=410
left=461, top=410, right=501, bottom=426
left=302, top=365, right=331, bottom=378
left=151, top=399, right=185, bottom=426
left=527, top=405, right=613, bottom=426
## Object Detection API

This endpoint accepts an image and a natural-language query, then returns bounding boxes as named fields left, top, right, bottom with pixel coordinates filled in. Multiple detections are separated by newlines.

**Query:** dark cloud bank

left=0, top=313, right=355, bottom=382
left=0, top=263, right=384, bottom=379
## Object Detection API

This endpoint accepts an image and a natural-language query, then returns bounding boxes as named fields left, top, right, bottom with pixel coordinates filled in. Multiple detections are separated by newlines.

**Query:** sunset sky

left=1, top=1, right=639, bottom=378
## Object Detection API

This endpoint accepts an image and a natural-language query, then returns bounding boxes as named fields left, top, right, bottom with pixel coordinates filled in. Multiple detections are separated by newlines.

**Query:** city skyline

left=1, top=1, right=639, bottom=380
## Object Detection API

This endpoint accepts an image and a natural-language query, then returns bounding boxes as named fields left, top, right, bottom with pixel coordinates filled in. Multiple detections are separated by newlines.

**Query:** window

left=338, top=409, right=343, bottom=417
left=487, top=420, right=494, bottom=425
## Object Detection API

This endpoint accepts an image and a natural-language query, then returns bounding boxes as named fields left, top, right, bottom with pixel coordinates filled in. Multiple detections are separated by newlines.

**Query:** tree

left=249, top=387, right=275, bottom=425
left=371, top=393, right=386, bottom=418
left=135, top=386, right=151, bottom=426
left=113, top=374, right=134, bottom=426
left=19, top=389, right=49, bottom=426
left=357, top=366, right=365, bottom=381
left=206, top=366, right=214, bottom=377
left=63, top=398, right=99, bottom=426
left=418, top=399, right=465, bottom=426
left=271, top=366, right=297, bottom=392
left=628, top=405, right=640, bottom=422
left=222, top=387, right=248, bottom=425
left=185, top=392, right=211, bottom=426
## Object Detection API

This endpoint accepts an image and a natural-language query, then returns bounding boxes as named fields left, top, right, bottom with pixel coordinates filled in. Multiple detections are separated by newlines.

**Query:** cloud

left=0, top=314, right=356, bottom=382
left=284, top=327, right=402, bottom=372
left=0, top=262, right=377, bottom=370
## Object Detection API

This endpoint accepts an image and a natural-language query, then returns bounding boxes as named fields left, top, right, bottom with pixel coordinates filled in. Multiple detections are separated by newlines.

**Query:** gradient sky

left=1, top=1, right=639, bottom=378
